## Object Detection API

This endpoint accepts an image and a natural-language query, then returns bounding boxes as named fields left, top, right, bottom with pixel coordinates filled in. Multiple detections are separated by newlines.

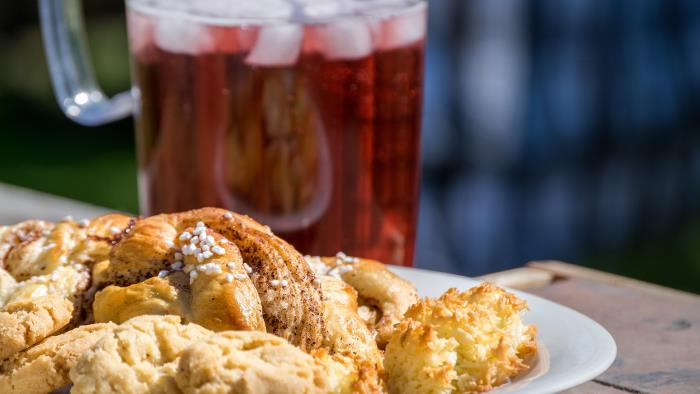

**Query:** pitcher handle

left=39, top=0, right=133, bottom=126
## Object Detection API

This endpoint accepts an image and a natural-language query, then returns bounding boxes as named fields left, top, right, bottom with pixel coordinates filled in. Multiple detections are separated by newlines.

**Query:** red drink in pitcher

left=127, top=0, right=426, bottom=265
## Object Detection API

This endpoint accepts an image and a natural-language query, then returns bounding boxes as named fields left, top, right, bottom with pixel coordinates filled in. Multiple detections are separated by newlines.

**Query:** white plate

left=389, top=266, right=617, bottom=394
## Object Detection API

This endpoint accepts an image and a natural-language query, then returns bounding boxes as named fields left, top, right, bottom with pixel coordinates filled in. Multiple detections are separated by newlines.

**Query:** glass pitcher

left=39, top=0, right=427, bottom=266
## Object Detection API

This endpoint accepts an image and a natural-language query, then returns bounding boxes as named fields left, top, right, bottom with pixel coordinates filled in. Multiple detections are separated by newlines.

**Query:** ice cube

left=237, top=27, right=258, bottom=53
left=154, top=16, right=214, bottom=55
left=211, top=26, right=239, bottom=54
left=245, top=24, right=303, bottom=66
left=298, top=0, right=346, bottom=20
left=127, top=10, right=154, bottom=55
left=366, top=18, right=383, bottom=48
left=379, top=6, right=426, bottom=50
left=317, top=18, right=373, bottom=60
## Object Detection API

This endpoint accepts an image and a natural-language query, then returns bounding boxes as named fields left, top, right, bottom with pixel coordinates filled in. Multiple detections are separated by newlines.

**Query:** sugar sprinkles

left=176, top=223, right=244, bottom=282
left=304, top=253, right=355, bottom=280
left=182, top=244, right=197, bottom=255
left=335, top=251, right=360, bottom=264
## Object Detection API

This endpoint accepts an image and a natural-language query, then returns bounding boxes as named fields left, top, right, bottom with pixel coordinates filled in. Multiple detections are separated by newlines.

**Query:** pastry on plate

left=317, top=276, right=384, bottom=392
left=384, top=283, right=537, bottom=394
left=0, top=295, right=74, bottom=360
left=70, top=315, right=338, bottom=394
left=0, top=207, right=537, bottom=393
left=0, top=322, right=116, bottom=394
left=95, top=208, right=325, bottom=351
left=0, top=215, right=131, bottom=359
left=69, top=315, right=212, bottom=394
left=305, top=255, right=420, bottom=348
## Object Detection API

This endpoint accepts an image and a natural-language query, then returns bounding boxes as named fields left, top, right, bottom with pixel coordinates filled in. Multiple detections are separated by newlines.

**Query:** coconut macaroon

left=384, top=283, right=537, bottom=394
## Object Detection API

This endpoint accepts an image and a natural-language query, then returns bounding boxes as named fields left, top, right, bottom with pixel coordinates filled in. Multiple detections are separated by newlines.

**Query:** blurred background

left=1, top=0, right=699, bottom=293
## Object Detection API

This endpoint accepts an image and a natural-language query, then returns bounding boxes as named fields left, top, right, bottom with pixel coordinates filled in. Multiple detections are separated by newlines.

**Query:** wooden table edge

left=526, top=260, right=699, bottom=301
left=477, top=260, right=699, bottom=301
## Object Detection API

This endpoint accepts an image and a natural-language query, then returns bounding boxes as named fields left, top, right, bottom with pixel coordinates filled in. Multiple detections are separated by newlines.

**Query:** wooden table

left=2, top=183, right=699, bottom=393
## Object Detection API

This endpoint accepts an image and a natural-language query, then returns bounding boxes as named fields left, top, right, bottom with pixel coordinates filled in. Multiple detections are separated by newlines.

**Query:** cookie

left=175, top=331, right=330, bottom=394
left=384, top=284, right=537, bottom=394
left=69, top=315, right=212, bottom=394
left=0, top=295, right=74, bottom=360
left=0, top=322, right=115, bottom=394
left=0, top=267, right=17, bottom=305
left=1, top=214, right=131, bottom=281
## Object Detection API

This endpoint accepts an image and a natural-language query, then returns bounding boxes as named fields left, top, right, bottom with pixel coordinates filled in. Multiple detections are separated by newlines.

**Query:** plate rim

left=389, top=265, right=618, bottom=394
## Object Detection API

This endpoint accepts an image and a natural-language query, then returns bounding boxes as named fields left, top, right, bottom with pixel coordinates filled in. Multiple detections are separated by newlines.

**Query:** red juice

left=127, top=1, right=426, bottom=265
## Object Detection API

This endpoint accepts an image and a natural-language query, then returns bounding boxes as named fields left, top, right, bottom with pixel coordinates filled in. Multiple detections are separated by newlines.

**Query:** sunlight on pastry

left=385, top=284, right=537, bottom=394
left=0, top=208, right=537, bottom=393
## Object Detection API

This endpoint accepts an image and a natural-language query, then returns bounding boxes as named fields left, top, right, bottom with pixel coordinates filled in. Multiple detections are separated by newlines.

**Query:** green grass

left=0, top=93, right=138, bottom=213
left=585, top=221, right=700, bottom=294
left=0, top=16, right=137, bottom=213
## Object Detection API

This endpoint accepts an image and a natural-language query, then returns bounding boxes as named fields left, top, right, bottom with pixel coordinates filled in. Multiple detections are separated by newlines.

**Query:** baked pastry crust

left=175, top=330, right=330, bottom=394
left=0, top=215, right=132, bottom=360
left=0, top=214, right=131, bottom=281
left=0, top=322, right=115, bottom=394
left=318, top=276, right=384, bottom=393
left=71, top=315, right=334, bottom=394
left=94, top=226, right=265, bottom=332
left=384, top=283, right=537, bottom=394
left=99, top=208, right=326, bottom=350
left=0, top=209, right=537, bottom=393
left=0, top=267, right=17, bottom=305
left=0, top=295, right=74, bottom=360
left=69, top=315, right=212, bottom=394
left=0, top=264, right=90, bottom=360
left=307, top=256, right=419, bottom=348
